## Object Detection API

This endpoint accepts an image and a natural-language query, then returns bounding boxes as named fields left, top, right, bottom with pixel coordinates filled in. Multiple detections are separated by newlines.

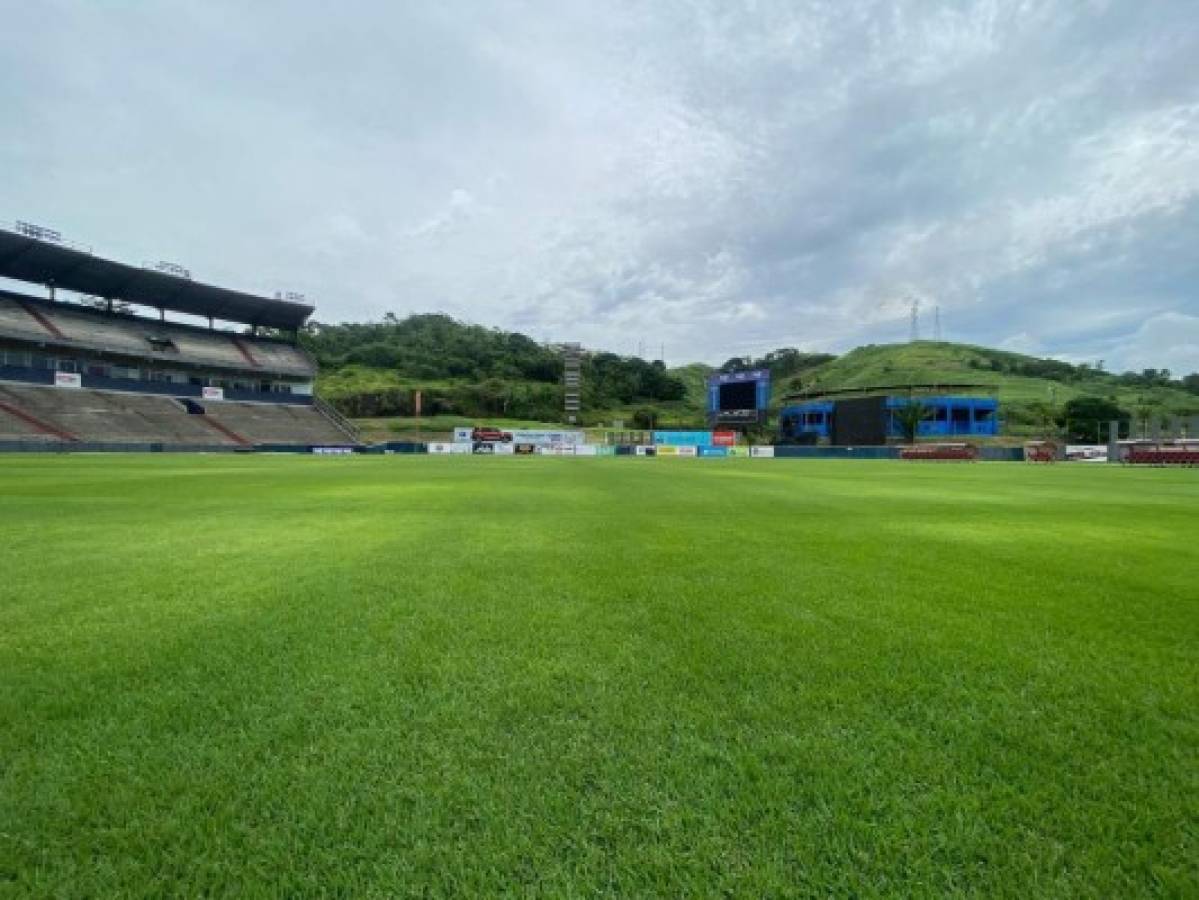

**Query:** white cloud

left=0, top=0, right=1196, bottom=369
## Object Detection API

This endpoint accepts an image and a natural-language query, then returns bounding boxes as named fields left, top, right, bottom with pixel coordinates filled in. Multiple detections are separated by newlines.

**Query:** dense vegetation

left=306, top=314, right=685, bottom=420
left=306, top=313, right=1199, bottom=436
left=2, top=456, right=1195, bottom=895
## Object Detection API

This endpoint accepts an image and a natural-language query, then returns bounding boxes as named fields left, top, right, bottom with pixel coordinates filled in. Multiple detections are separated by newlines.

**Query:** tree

left=894, top=399, right=930, bottom=443
left=1060, top=396, right=1128, bottom=443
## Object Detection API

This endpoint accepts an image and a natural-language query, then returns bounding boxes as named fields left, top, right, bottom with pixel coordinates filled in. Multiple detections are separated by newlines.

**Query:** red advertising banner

left=713, top=431, right=736, bottom=446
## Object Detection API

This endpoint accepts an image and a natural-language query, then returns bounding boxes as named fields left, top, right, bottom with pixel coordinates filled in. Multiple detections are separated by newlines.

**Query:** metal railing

left=313, top=395, right=361, bottom=443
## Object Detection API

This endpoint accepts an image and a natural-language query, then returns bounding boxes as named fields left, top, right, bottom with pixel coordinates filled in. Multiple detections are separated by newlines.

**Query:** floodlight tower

left=562, top=343, right=582, bottom=424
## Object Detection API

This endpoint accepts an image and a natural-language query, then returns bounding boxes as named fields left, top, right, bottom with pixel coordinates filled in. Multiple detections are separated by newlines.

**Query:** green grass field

left=1, top=456, right=1195, bottom=896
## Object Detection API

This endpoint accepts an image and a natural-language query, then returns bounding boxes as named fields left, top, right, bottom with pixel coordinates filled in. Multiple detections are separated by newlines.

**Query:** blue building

left=779, top=395, right=999, bottom=443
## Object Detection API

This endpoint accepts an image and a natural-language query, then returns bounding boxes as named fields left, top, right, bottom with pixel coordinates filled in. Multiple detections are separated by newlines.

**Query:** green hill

left=777, top=341, right=1199, bottom=436
left=308, top=314, right=1198, bottom=436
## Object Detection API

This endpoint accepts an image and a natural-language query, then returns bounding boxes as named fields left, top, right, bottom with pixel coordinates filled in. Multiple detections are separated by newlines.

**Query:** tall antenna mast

left=933, top=305, right=942, bottom=342
left=909, top=299, right=920, bottom=342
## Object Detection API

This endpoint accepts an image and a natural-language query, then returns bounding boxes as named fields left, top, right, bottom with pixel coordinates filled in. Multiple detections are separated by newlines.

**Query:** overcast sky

left=2, top=1, right=1197, bottom=371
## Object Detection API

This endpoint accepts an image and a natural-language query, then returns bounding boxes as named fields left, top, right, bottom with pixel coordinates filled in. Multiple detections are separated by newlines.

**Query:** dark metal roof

left=0, top=228, right=313, bottom=330
left=783, top=382, right=997, bottom=402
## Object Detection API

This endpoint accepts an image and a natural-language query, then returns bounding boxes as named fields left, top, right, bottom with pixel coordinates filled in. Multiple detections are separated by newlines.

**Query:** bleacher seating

left=0, top=384, right=349, bottom=446
left=899, top=444, right=979, bottom=461
left=1126, top=448, right=1199, bottom=466
left=0, top=294, right=314, bottom=377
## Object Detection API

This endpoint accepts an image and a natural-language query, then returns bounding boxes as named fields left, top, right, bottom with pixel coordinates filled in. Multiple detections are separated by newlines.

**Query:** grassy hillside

left=780, top=341, right=1199, bottom=435
left=311, top=313, right=1198, bottom=436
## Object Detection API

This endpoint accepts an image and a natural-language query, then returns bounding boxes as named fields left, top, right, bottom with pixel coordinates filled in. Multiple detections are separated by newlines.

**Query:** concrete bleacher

left=204, top=401, right=351, bottom=445
left=0, top=384, right=350, bottom=447
left=0, top=294, right=314, bottom=377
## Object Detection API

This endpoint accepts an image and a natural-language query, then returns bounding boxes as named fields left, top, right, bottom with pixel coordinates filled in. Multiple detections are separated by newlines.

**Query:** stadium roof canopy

left=0, top=228, right=313, bottom=330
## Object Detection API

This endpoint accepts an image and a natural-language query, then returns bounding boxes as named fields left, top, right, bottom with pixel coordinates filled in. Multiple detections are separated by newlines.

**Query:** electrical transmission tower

left=909, top=299, right=920, bottom=342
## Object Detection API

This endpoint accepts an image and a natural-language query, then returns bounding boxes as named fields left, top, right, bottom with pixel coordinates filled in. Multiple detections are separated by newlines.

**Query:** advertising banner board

left=54, top=371, right=82, bottom=389
left=573, top=444, right=598, bottom=456
left=514, top=443, right=537, bottom=455
left=727, top=446, right=749, bottom=457
left=698, top=445, right=728, bottom=457
left=429, top=442, right=472, bottom=454
left=202, top=386, right=224, bottom=401
left=652, top=431, right=712, bottom=447
left=712, top=431, right=737, bottom=446
left=657, top=445, right=679, bottom=456
left=676, top=446, right=698, bottom=457
left=509, top=430, right=585, bottom=445
left=453, top=427, right=473, bottom=442
left=313, top=447, right=353, bottom=455
left=750, top=446, right=776, bottom=458
left=635, top=445, right=655, bottom=456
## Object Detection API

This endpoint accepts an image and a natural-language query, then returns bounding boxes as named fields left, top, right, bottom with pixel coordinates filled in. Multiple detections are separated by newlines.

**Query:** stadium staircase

left=0, top=390, right=79, bottom=441
left=230, top=337, right=262, bottom=368
left=312, top=395, right=361, bottom=443
left=16, top=300, right=67, bottom=338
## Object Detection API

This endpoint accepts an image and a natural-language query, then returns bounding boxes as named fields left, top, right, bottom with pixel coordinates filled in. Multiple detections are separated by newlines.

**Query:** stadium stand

left=899, top=443, right=979, bottom=461
left=0, top=223, right=356, bottom=448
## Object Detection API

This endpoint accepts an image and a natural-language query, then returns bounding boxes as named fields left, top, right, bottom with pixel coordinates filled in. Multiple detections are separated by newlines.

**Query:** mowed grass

left=0, top=456, right=1195, bottom=897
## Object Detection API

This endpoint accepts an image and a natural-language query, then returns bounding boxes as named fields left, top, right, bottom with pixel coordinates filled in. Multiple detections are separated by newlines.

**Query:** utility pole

left=909, top=299, right=920, bottom=342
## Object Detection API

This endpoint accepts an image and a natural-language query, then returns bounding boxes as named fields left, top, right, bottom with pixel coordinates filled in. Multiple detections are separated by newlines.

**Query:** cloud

left=0, top=0, right=1196, bottom=370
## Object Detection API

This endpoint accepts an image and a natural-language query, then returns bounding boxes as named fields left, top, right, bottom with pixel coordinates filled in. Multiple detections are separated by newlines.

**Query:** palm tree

left=895, top=398, right=929, bottom=443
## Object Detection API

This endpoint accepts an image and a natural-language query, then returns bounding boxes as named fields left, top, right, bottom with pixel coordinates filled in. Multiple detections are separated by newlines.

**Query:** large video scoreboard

left=706, top=368, right=770, bottom=425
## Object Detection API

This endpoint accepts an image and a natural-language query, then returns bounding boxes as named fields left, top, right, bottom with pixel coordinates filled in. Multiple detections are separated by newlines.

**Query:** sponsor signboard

left=202, top=386, right=224, bottom=401
left=428, top=442, right=472, bottom=454
left=698, top=445, right=728, bottom=457
left=573, top=444, right=598, bottom=456
left=313, top=446, right=353, bottom=455
left=54, top=371, right=82, bottom=389
left=514, top=443, right=537, bottom=455
left=494, top=443, right=515, bottom=455
left=676, top=446, right=698, bottom=457
left=656, top=445, right=679, bottom=456
left=594, top=446, right=616, bottom=456
left=712, top=431, right=736, bottom=446
left=472, top=442, right=496, bottom=454
left=509, top=430, right=585, bottom=446
left=750, top=446, right=776, bottom=458
left=652, top=430, right=712, bottom=447
left=727, top=446, right=750, bottom=457
left=635, top=445, right=655, bottom=456
left=453, top=427, right=473, bottom=442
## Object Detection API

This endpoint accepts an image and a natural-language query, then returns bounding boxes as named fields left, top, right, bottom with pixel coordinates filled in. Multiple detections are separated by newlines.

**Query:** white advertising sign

left=453, top=427, right=473, bottom=442
left=509, top=429, right=585, bottom=446
left=494, top=443, right=515, bottom=455
left=750, top=446, right=776, bottom=458
left=428, top=442, right=472, bottom=454
left=573, top=444, right=598, bottom=456
left=676, top=446, right=698, bottom=457
left=53, top=371, right=82, bottom=389
left=202, top=386, right=224, bottom=401
left=635, top=445, right=654, bottom=456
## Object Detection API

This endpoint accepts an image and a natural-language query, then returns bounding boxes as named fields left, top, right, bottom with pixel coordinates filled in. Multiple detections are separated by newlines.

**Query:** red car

left=471, top=426, right=512, bottom=442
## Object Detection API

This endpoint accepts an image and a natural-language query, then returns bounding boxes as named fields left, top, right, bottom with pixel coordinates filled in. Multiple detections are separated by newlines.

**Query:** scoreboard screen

left=706, top=368, right=770, bottom=424
left=718, top=380, right=757, bottom=411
